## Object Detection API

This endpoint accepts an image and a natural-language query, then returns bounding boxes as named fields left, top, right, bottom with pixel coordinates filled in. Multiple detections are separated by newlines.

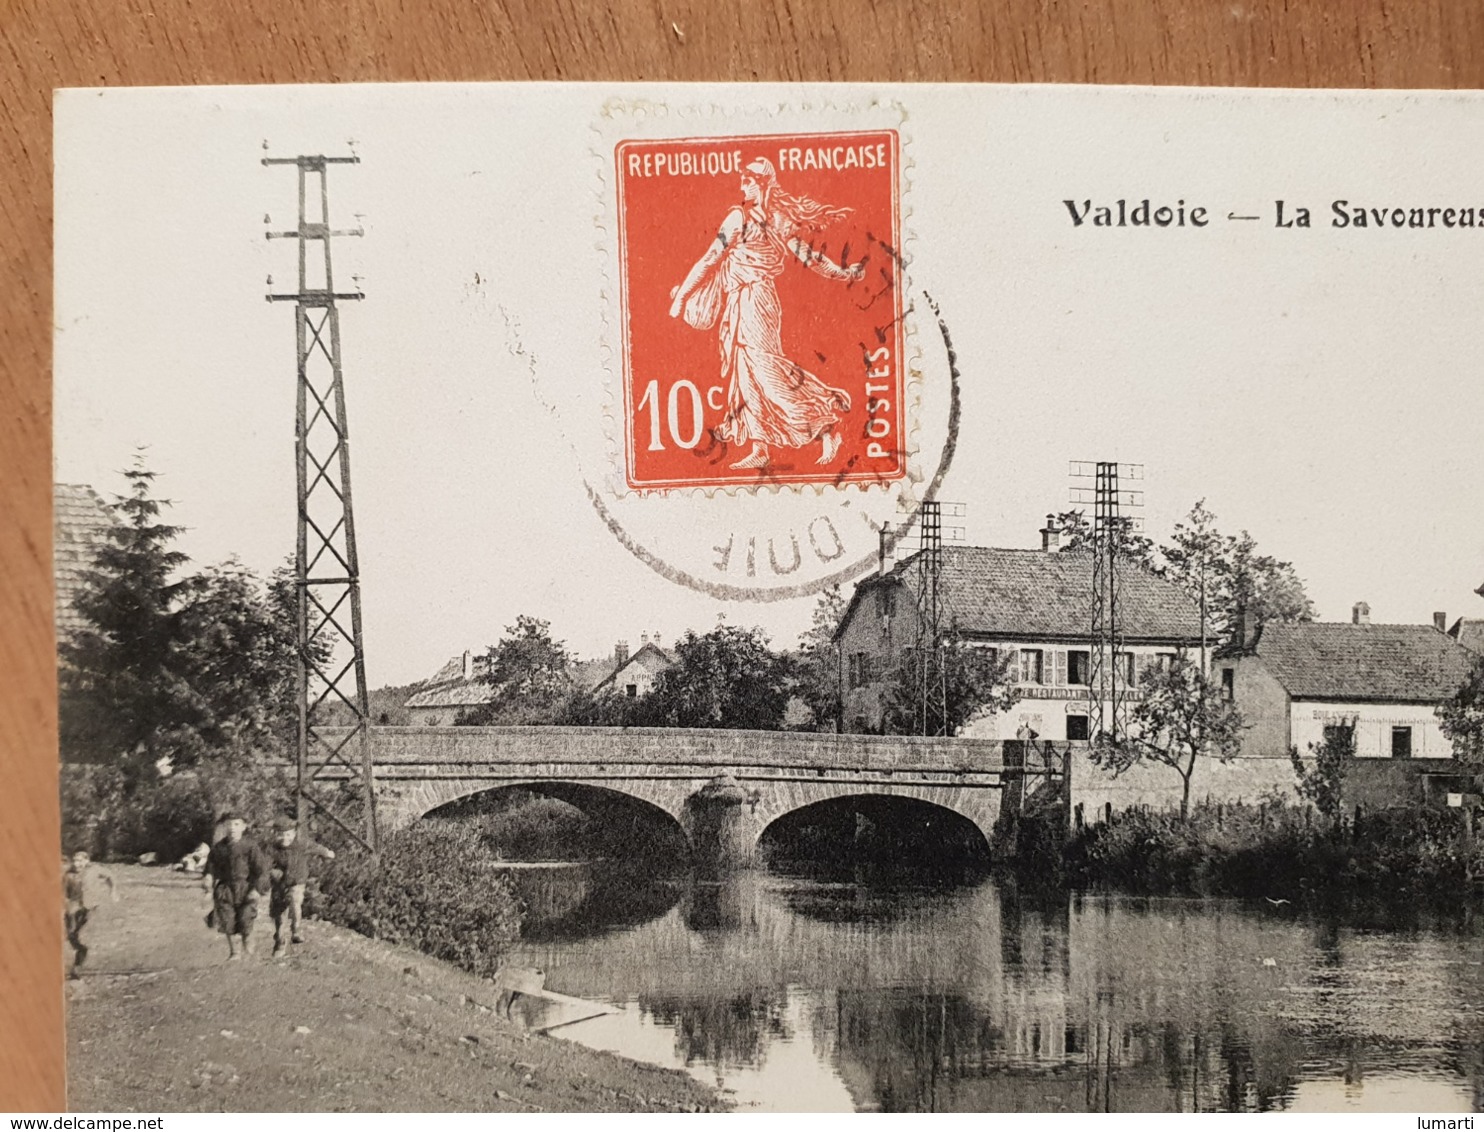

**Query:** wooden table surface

left=4, top=0, right=1481, bottom=1112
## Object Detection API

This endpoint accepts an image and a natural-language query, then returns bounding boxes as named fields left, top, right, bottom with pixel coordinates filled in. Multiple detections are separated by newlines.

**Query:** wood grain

left=4, top=0, right=1481, bottom=1112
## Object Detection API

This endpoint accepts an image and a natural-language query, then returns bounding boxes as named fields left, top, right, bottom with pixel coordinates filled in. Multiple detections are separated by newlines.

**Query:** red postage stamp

left=614, top=130, right=904, bottom=492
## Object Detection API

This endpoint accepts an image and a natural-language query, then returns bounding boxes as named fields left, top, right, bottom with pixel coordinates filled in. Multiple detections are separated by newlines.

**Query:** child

left=62, top=851, right=117, bottom=976
left=266, top=816, right=335, bottom=959
left=203, top=813, right=271, bottom=960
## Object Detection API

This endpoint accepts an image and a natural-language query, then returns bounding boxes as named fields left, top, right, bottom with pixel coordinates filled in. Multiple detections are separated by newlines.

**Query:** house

left=1217, top=602, right=1478, bottom=763
left=54, top=483, right=114, bottom=642
left=833, top=522, right=1205, bottom=740
left=403, top=650, right=496, bottom=726
left=1449, top=616, right=1484, bottom=655
left=593, top=634, right=673, bottom=699
left=404, top=633, right=674, bottom=724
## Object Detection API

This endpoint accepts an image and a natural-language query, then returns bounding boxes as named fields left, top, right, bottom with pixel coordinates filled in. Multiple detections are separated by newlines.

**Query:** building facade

left=1217, top=605, right=1478, bottom=763
left=833, top=542, right=1205, bottom=740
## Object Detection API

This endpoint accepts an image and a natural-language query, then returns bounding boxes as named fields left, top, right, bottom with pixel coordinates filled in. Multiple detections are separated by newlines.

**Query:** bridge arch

left=748, top=782, right=1000, bottom=860
left=381, top=777, right=695, bottom=849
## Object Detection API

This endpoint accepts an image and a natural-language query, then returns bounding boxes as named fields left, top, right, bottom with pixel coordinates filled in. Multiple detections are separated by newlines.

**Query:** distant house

left=404, top=633, right=675, bottom=725
left=833, top=525, right=1204, bottom=740
left=594, top=636, right=673, bottom=699
left=54, top=483, right=114, bottom=643
left=1217, top=603, right=1479, bottom=762
left=403, top=651, right=496, bottom=726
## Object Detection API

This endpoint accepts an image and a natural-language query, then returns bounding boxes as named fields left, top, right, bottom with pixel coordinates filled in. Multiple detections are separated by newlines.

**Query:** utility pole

left=1070, top=461, right=1144, bottom=746
left=264, top=152, right=378, bottom=853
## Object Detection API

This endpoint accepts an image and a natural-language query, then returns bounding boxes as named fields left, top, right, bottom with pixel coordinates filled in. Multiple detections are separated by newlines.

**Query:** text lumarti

left=1417, top=1118, right=1475, bottom=1129
left=1064, top=199, right=1484, bottom=229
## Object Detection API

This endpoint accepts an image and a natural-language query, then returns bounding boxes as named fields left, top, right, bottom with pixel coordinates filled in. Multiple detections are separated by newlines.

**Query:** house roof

left=54, top=484, right=114, bottom=639
left=403, top=654, right=497, bottom=710
left=1250, top=621, right=1477, bottom=703
left=594, top=642, right=673, bottom=692
left=1449, top=617, right=1484, bottom=655
left=838, top=546, right=1202, bottom=644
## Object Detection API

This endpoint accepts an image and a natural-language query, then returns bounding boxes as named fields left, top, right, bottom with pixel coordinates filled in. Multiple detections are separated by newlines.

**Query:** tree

left=171, top=559, right=302, bottom=760
left=1051, top=509, right=1158, bottom=570
left=60, top=458, right=200, bottom=778
left=643, top=624, right=794, bottom=730
left=461, top=615, right=574, bottom=725
left=1090, top=655, right=1244, bottom=819
left=1290, top=716, right=1356, bottom=823
left=881, top=636, right=1021, bottom=737
left=1439, top=655, right=1484, bottom=769
left=793, top=585, right=847, bottom=731
left=1160, top=499, right=1225, bottom=665
left=1224, top=530, right=1316, bottom=643
left=1159, top=501, right=1315, bottom=650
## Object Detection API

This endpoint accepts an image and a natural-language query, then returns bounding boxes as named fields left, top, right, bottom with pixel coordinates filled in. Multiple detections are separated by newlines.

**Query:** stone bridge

left=353, top=726, right=1041, bottom=861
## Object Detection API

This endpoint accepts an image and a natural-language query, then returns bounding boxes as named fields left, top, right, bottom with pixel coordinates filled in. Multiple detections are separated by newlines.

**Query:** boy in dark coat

left=266, top=816, right=335, bottom=959
left=203, top=813, right=271, bottom=959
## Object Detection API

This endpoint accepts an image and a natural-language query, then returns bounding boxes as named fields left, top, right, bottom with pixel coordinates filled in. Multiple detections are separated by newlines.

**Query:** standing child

left=62, top=851, right=117, bottom=977
left=203, top=813, right=271, bottom=960
left=266, top=816, right=335, bottom=959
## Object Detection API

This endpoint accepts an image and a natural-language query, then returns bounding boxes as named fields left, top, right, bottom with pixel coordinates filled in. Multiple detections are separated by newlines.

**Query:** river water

left=502, top=866, right=1484, bottom=1112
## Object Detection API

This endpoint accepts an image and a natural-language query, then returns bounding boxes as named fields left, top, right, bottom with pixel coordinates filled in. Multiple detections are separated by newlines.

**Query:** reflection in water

left=503, top=868, right=1484, bottom=1112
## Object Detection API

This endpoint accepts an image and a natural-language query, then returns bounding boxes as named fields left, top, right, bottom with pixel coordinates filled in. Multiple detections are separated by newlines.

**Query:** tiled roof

left=594, top=642, right=673, bottom=691
left=852, top=546, right=1202, bottom=643
left=54, top=484, right=115, bottom=640
left=404, top=653, right=496, bottom=710
left=1450, top=618, right=1484, bottom=655
left=1253, top=621, right=1477, bottom=702
left=570, top=656, right=619, bottom=692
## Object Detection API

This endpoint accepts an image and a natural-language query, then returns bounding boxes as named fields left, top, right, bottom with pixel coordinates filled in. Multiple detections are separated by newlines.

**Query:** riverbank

left=65, top=866, right=728, bottom=1112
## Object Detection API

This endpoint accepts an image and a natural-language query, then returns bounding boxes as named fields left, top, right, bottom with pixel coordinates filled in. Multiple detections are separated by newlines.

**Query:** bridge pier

left=681, top=775, right=759, bottom=873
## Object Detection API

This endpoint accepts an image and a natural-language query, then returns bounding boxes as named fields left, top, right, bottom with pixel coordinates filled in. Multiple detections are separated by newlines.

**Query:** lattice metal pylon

left=1071, top=461, right=1144, bottom=745
left=264, top=153, right=378, bottom=853
left=915, top=500, right=948, bottom=736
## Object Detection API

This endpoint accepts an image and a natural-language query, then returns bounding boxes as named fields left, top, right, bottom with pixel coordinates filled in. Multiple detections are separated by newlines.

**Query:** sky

left=54, top=84, right=1484, bottom=687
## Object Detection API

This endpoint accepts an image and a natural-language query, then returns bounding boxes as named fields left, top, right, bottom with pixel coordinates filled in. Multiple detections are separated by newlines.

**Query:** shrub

left=1065, top=799, right=1477, bottom=901
left=59, top=757, right=292, bottom=863
left=314, top=821, right=523, bottom=977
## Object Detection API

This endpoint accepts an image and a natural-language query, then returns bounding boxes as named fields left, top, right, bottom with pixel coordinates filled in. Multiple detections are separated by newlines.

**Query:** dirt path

left=65, top=866, right=725, bottom=1112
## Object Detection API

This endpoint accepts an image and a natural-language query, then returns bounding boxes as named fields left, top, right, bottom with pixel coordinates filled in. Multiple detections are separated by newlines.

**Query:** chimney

left=652, top=631, right=661, bottom=647
left=614, top=640, right=629, bottom=666
left=1352, top=601, right=1370, bottom=625
left=878, top=529, right=895, bottom=577
left=1433, top=611, right=1447, bottom=633
left=640, top=631, right=649, bottom=646
left=1040, top=513, right=1061, bottom=552
left=461, top=649, right=473, bottom=681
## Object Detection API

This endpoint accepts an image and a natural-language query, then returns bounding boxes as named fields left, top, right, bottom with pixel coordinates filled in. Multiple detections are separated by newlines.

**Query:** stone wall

left=363, top=724, right=1002, bottom=772
left=1068, top=749, right=1302, bottom=823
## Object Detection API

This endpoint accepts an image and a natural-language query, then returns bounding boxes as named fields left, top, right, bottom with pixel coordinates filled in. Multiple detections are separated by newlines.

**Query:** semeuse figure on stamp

left=63, top=850, right=117, bottom=977
left=203, top=812, right=271, bottom=960
left=266, top=815, right=335, bottom=959
left=668, top=157, right=864, bottom=471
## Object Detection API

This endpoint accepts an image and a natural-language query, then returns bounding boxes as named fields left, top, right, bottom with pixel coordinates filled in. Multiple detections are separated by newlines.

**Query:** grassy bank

left=1059, top=800, right=1484, bottom=901
left=66, top=866, right=726, bottom=1112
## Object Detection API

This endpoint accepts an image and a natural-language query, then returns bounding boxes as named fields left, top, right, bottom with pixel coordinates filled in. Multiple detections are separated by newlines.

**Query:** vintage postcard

left=52, top=83, right=1484, bottom=1114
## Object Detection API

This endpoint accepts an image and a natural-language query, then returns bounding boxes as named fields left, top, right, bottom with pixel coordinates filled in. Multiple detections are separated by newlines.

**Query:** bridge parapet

left=360, top=725, right=1004, bottom=772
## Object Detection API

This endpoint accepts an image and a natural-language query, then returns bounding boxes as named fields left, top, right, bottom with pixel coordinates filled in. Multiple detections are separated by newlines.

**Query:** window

left=625, top=683, right=638, bottom=698
left=1068, top=650, right=1091, bottom=686
left=1019, top=649, right=1044, bottom=685
left=1120, top=652, right=1137, bottom=686
left=1221, top=668, right=1235, bottom=700
left=1392, top=726, right=1413, bottom=760
left=1066, top=715, right=1090, bottom=742
left=848, top=653, right=865, bottom=689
